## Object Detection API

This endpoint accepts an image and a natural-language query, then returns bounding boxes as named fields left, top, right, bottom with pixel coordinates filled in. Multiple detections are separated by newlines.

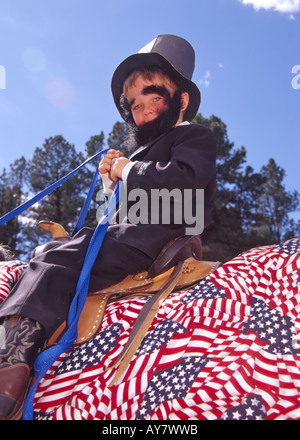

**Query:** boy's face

left=125, top=74, right=177, bottom=127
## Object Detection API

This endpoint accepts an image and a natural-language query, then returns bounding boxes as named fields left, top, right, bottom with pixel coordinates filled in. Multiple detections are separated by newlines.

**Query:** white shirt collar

left=177, top=121, right=190, bottom=127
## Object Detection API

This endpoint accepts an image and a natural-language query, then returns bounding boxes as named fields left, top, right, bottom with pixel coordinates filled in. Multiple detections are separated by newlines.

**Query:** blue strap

left=71, top=166, right=99, bottom=236
left=0, top=149, right=109, bottom=228
left=0, top=147, right=119, bottom=419
left=22, top=180, right=121, bottom=420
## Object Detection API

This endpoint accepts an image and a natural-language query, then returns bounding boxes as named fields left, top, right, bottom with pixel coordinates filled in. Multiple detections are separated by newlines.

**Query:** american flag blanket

left=0, top=238, right=300, bottom=420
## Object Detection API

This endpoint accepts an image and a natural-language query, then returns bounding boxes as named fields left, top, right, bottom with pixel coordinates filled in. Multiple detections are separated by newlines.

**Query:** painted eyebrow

left=129, top=85, right=170, bottom=107
left=142, top=85, right=170, bottom=97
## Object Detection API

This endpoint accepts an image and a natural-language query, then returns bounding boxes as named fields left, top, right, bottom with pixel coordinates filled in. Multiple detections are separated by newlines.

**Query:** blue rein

left=0, top=149, right=109, bottom=233
left=0, top=148, right=120, bottom=420
left=23, top=179, right=121, bottom=420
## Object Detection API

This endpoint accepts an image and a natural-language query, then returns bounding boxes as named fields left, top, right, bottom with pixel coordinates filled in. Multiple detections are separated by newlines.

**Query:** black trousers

left=0, top=227, right=153, bottom=338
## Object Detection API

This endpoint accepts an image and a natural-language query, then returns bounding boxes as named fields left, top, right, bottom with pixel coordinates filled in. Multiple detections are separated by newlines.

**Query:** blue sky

left=0, top=0, right=299, bottom=218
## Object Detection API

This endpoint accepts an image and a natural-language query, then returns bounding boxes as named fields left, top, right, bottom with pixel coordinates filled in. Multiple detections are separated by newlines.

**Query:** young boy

left=0, top=35, right=216, bottom=419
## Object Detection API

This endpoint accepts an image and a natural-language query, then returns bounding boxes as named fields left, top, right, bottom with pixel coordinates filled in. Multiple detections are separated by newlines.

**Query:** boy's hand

left=98, top=149, right=124, bottom=175
left=110, top=156, right=131, bottom=182
left=98, top=149, right=131, bottom=182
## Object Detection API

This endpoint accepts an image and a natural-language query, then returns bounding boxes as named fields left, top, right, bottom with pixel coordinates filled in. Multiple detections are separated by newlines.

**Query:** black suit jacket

left=108, top=123, right=217, bottom=259
left=0, top=123, right=216, bottom=336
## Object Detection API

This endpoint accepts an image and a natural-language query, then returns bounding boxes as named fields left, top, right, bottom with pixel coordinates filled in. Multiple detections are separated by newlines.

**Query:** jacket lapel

left=129, top=132, right=169, bottom=161
left=129, top=142, right=152, bottom=160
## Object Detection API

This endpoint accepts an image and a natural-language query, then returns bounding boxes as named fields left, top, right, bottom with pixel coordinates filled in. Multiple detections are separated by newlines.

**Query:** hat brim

left=111, top=52, right=201, bottom=123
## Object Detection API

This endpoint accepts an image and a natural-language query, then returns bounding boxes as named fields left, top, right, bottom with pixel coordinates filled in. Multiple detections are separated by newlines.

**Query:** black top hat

left=111, top=34, right=201, bottom=122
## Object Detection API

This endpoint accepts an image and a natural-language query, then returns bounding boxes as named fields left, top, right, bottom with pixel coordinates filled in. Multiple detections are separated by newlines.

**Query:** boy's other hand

left=110, top=156, right=131, bottom=182
left=98, top=149, right=124, bottom=175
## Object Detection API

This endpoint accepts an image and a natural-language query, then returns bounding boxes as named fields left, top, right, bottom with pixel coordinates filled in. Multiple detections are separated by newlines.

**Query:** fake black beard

left=121, top=89, right=182, bottom=152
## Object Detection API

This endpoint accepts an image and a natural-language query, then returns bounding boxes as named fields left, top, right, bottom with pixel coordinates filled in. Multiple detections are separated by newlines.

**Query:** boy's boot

left=0, top=315, right=46, bottom=420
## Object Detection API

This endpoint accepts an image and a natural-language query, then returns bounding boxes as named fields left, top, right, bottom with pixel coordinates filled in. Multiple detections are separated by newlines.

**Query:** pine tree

left=27, top=136, right=84, bottom=228
left=0, top=157, right=28, bottom=256
left=193, top=114, right=265, bottom=261
left=254, top=158, right=300, bottom=243
left=15, top=135, right=88, bottom=255
left=107, top=121, right=130, bottom=156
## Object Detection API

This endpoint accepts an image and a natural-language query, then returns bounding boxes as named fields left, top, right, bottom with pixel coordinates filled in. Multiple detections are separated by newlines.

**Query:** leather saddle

left=36, top=221, right=220, bottom=385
